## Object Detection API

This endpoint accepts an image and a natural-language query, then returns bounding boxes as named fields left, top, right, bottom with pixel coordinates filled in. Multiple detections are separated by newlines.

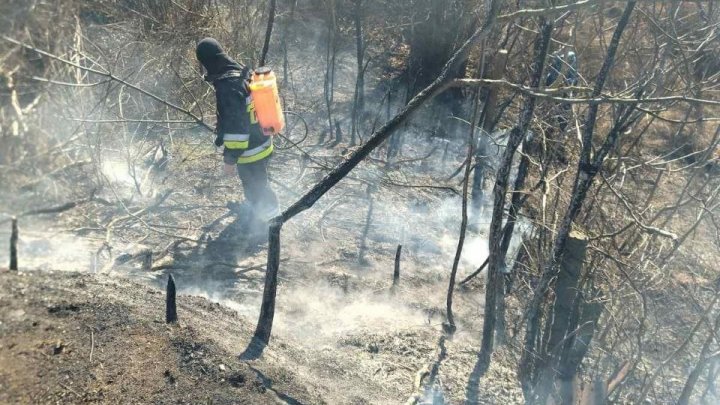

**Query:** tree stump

left=166, top=274, right=177, bottom=323
left=392, top=244, right=402, bottom=290
left=10, top=217, right=18, bottom=271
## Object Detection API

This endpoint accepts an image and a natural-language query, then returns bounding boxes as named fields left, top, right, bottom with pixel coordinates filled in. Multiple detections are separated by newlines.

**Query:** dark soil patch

left=0, top=270, right=319, bottom=404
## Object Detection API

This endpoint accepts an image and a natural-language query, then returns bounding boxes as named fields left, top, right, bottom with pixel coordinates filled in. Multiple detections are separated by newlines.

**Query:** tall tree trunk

left=250, top=0, right=502, bottom=348
left=520, top=2, right=638, bottom=401
left=281, top=0, right=297, bottom=89
left=258, top=0, right=277, bottom=67
left=324, top=0, right=338, bottom=141
left=446, top=91, right=481, bottom=330
left=472, top=49, right=508, bottom=222
left=350, top=0, right=365, bottom=146
left=677, top=314, right=720, bottom=405
left=477, top=18, right=554, bottom=377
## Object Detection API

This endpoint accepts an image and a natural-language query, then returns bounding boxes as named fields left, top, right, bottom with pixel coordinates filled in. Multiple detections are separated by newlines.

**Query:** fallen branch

left=380, top=179, right=460, bottom=196
left=406, top=334, right=449, bottom=404
left=20, top=195, right=95, bottom=217
left=207, top=258, right=289, bottom=273
left=88, top=328, right=95, bottom=363
left=151, top=258, right=289, bottom=273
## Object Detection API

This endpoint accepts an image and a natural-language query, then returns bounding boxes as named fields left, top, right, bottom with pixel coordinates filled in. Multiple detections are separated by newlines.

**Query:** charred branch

left=250, top=0, right=503, bottom=348
left=166, top=273, right=177, bottom=324
left=446, top=89, right=481, bottom=330
left=259, top=0, right=276, bottom=67
left=10, top=217, right=18, bottom=271
left=480, top=16, right=555, bottom=378
left=392, top=244, right=402, bottom=291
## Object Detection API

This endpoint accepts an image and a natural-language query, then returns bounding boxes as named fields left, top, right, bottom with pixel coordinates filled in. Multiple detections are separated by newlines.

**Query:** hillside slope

left=0, top=270, right=321, bottom=404
left=0, top=269, right=523, bottom=404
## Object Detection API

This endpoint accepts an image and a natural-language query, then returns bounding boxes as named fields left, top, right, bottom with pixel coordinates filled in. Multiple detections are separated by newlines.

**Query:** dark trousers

left=236, top=157, right=279, bottom=213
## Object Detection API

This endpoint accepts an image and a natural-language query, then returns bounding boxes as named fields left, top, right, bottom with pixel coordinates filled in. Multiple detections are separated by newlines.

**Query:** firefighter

left=196, top=38, right=280, bottom=222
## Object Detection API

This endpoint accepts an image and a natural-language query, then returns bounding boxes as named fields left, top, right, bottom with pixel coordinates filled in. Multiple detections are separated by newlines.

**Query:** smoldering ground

left=0, top=9, right=529, bottom=405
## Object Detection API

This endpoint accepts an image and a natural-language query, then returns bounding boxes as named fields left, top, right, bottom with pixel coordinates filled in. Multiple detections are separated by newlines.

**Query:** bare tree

left=350, top=0, right=365, bottom=146
left=477, top=17, right=555, bottom=377
left=259, top=0, right=277, bottom=67
left=520, top=2, right=638, bottom=401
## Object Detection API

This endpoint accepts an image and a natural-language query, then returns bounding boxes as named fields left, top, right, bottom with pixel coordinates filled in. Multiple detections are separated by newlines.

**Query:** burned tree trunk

left=405, top=0, right=474, bottom=102
left=521, top=3, right=637, bottom=402
left=358, top=184, right=374, bottom=265
left=166, top=274, right=177, bottom=324
left=350, top=0, right=365, bottom=146
left=386, top=130, right=402, bottom=161
left=513, top=232, right=606, bottom=405
left=533, top=232, right=591, bottom=402
left=141, top=251, right=153, bottom=272
left=472, top=49, right=508, bottom=220
left=495, top=129, right=540, bottom=345
left=253, top=220, right=282, bottom=344
left=392, top=244, right=402, bottom=290
left=281, top=0, right=297, bottom=87
left=478, top=19, right=554, bottom=376
left=258, top=0, right=277, bottom=67
left=446, top=91, right=481, bottom=330
left=333, top=119, right=342, bottom=146
left=10, top=217, right=18, bottom=271
left=250, top=2, right=501, bottom=348
left=323, top=0, right=338, bottom=140
left=677, top=313, right=720, bottom=405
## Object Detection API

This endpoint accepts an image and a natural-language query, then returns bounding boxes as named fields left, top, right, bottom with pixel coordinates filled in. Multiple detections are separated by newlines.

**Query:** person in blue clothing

left=545, top=50, right=578, bottom=135
left=196, top=38, right=280, bottom=222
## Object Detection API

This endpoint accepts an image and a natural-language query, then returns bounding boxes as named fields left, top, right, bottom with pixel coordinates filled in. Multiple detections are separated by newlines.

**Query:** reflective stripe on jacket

left=237, top=138, right=273, bottom=164
left=212, top=72, right=271, bottom=164
left=223, top=133, right=250, bottom=149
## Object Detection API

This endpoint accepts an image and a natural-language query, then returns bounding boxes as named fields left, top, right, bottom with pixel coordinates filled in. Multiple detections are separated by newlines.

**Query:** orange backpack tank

left=249, top=67, right=285, bottom=136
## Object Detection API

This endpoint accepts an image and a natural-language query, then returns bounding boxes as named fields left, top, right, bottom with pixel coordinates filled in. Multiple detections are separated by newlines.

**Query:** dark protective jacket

left=196, top=38, right=273, bottom=165
left=211, top=72, right=273, bottom=164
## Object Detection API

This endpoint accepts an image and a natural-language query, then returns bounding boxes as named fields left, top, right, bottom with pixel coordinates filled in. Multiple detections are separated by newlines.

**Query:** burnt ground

left=1, top=24, right=717, bottom=405
left=5, top=9, right=716, bottom=405
left=0, top=270, right=319, bottom=404
left=0, top=46, right=527, bottom=402
left=0, top=269, right=522, bottom=404
left=3, top=25, right=716, bottom=403
left=0, top=142, right=525, bottom=405
left=0, top=6, right=534, bottom=401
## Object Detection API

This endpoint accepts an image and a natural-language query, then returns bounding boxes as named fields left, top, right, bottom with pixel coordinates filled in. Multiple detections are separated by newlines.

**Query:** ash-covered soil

left=0, top=123, right=527, bottom=404
left=0, top=10, right=527, bottom=404
left=0, top=269, right=523, bottom=404
left=0, top=270, right=321, bottom=404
